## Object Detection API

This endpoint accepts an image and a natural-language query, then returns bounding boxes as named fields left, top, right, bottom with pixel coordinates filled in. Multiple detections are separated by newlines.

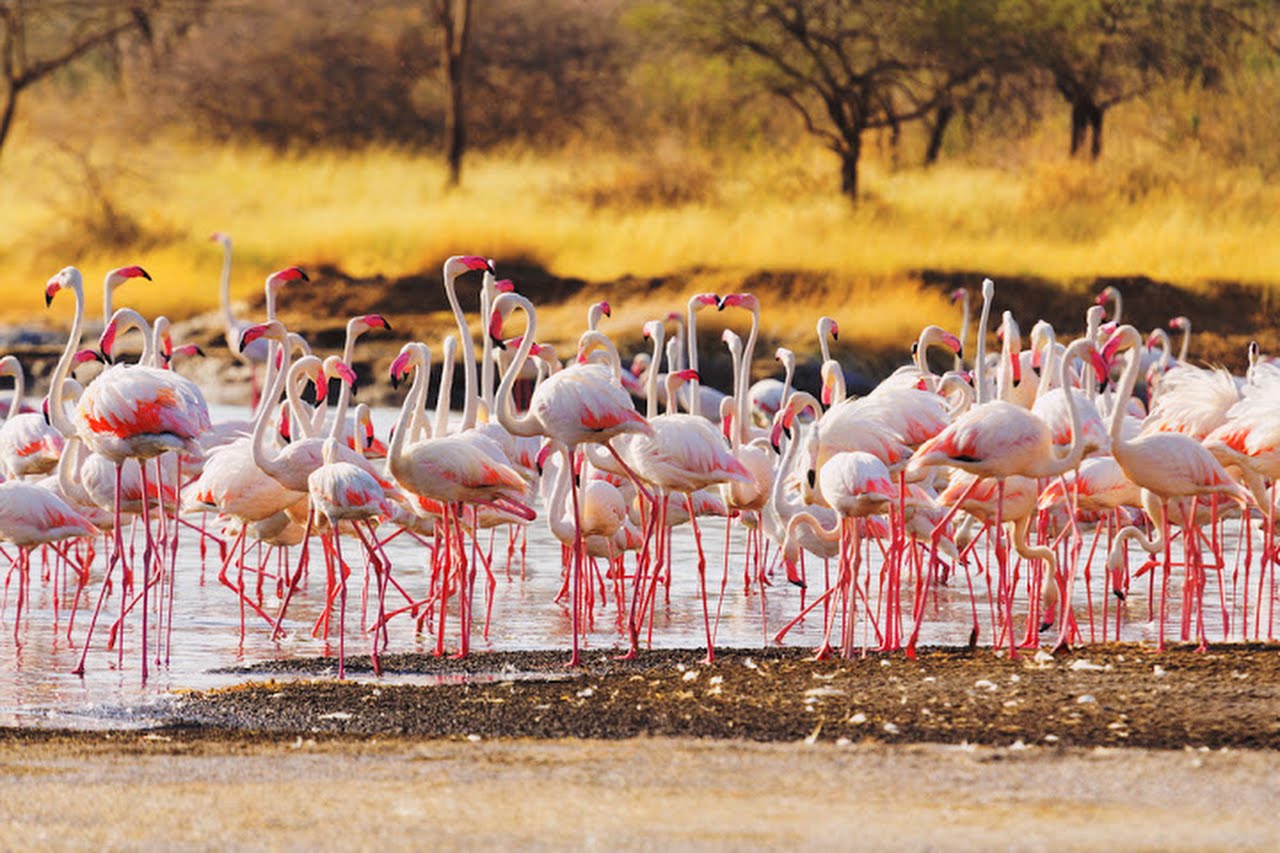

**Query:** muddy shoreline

left=6, top=644, right=1277, bottom=750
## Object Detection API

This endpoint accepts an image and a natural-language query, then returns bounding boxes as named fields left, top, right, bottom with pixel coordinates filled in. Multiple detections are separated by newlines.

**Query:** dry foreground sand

left=2, top=645, right=1280, bottom=850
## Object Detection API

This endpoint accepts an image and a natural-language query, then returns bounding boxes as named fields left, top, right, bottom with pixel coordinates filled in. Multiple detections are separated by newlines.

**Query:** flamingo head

left=534, top=441, right=555, bottom=475
left=504, top=335, right=541, bottom=356
left=936, top=330, right=962, bottom=354
left=1096, top=285, right=1119, bottom=306
left=44, top=266, right=82, bottom=307
left=720, top=399, right=734, bottom=441
left=352, top=313, right=392, bottom=335
left=781, top=553, right=805, bottom=589
left=488, top=307, right=509, bottom=350
left=690, top=293, right=718, bottom=311
left=239, top=321, right=285, bottom=352
left=98, top=320, right=119, bottom=364
left=672, top=368, right=699, bottom=384
left=818, top=316, right=839, bottom=341
left=446, top=255, right=495, bottom=278
left=106, top=265, right=151, bottom=288
left=717, top=292, right=758, bottom=312
left=267, top=266, right=309, bottom=291
left=1169, top=315, right=1190, bottom=331
left=596, top=300, right=612, bottom=318
left=209, top=231, right=230, bottom=246
left=981, top=277, right=995, bottom=300
left=949, top=287, right=967, bottom=304
left=721, top=328, right=740, bottom=349
left=1144, top=330, right=1163, bottom=351
left=72, top=348, right=105, bottom=369
left=493, top=278, right=516, bottom=294
left=324, top=357, right=357, bottom=393
left=642, top=320, right=662, bottom=341
left=278, top=403, right=292, bottom=443
left=167, top=344, right=205, bottom=366
left=388, top=345, right=418, bottom=389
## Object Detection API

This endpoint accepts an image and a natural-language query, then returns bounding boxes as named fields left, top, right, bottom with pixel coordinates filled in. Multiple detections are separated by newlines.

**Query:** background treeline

left=9, top=0, right=1280, bottom=201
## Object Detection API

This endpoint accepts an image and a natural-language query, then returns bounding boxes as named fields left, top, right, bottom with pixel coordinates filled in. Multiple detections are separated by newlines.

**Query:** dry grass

left=3, top=128, right=1279, bottom=353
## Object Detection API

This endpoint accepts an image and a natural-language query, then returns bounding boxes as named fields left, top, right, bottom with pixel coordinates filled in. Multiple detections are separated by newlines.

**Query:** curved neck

left=1, top=362, right=23, bottom=426
left=817, top=320, right=833, bottom=364
left=665, top=373, right=685, bottom=416
left=737, top=306, right=759, bottom=444
left=685, top=301, right=705, bottom=413
left=48, top=280, right=86, bottom=439
left=645, top=329, right=664, bottom=421
left=114, top=309, right=155, bottom=366
left=1039, top=338, right=1094, bottom=475
left=781, top=356, right=795, bottom=411
left=218, top=238, right=235, bottom=329
left=480, top=273, right=497, bottom=417
left=579, top=331, right=622, bottom=382
left=1108, top=328, right=1143, bottom=448
left=284, top=365, right=321, bottom=440
left=494, top=297, right=542, bottom=437
left=1035, top=328, right=1058, bottom=399
left=545, top=444, right=575, bottom=542
left=444, top=265, right=479, bottom=430
left=389, top=347, right=432, bottom=480
left=973, top=286, right=994, bottom=405
left=956, top=294, right=970, bottom=371
left=1177, top=323, right=1191, bottom=363
left=434, top=336, right=457, bottom=439
left=251, top=343, right=296, bottom=481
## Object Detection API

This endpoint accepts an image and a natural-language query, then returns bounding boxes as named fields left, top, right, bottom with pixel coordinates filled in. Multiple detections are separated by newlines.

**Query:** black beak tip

left=806, top=469, right=816, bottom=488
left=492, top=336, right=507, bottom=351
left=390, top=375, right=401, bottom=390
left=45, top=294, right=53, bottom=308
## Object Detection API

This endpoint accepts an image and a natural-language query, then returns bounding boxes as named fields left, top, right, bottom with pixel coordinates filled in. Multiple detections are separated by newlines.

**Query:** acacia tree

left=674, top=0, right=960, bottom=201
left=1013, top=0, right=1257, bottom=159
left=0, top=2, right=145, bottom=158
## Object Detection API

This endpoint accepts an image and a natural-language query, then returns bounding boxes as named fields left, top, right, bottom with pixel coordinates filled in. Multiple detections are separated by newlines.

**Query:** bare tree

left=671, top=0, right=955, bottom=202
left=0, top=2, right=143, bottom=158
left=436, top=0, right=472, bottom=188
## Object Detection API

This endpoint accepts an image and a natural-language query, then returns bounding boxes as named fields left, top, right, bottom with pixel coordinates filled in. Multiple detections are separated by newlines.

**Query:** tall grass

left=3, top=129, right=1280, bottom=353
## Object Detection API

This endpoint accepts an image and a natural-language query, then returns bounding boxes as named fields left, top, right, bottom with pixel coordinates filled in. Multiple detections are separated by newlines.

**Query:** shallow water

left=0, top=405, right=1266, bottom=727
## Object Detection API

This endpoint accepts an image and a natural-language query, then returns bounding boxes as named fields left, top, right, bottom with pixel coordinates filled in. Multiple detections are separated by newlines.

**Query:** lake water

left=0, top=406, right=1267, bottom=728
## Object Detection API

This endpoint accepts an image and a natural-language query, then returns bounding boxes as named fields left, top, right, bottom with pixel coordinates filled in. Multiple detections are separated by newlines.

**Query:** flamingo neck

left=218, top=239, right=235, bottom=330
left=250, top=341, right=295, bottom=482
left=1108, top=328, right=1143, bottom=449
left=1178, top=322, right=1191, bottom=363
left=956, top=295, right=970, bottom=371
left=388, top=348, right=432, bottom=487
left=434, top=336, right=457, bottom=440
left=494, top=297, right=541, bottom=438
left=444, top=265, right=479, bottom=431
left=973, top=287, right=994, bottom=405
left=737, top=306, right=759, bottom=446
left=480, top=273, right=497, bottom=418
left=1040, top=337, right=1093, bottom=475
left=48, top=280, right=86, bottom=440
left=1035, top=328, right=1058, bottom=400
left=645, top=329, right=664, bottom=421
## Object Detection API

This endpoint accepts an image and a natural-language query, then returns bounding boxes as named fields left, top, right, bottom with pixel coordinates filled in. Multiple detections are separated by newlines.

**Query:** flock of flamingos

left=1, top=240, right=1278, bottom=681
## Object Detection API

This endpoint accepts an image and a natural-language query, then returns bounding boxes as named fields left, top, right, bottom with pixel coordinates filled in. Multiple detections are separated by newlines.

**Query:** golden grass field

left=3, top=127, right=1279, bottom=351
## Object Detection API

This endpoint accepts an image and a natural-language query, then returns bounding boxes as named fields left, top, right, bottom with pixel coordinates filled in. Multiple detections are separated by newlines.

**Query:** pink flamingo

left=46, top=266, right=210, bottom=681
left=906, top=334, right=1107, bottom=655
left=1102, top=325, right=1249, bottom=651
left=0, top=480, right=97, bottom=641
left=491, top=291, right=652, bottom=664
left=387, top=341, right=532, bottom=657
left=0, top=356, right=64, bottom=479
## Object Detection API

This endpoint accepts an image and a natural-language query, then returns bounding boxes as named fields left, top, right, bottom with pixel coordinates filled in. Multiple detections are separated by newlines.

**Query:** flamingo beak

left=783, top=558, right=805, bottom=589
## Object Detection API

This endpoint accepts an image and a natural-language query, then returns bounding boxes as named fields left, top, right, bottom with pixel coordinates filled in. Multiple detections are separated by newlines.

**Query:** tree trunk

left=439, top=0, right=473, bottom=189
left=1089, top=106, right=1104, bottom=159
left=838, top=133, right=862, bottom=201
left=923, top=103, right=954, bottom=166
left=0, top=85, right=18, bottom=158
left=1070, top=97, right=1103, bottom=158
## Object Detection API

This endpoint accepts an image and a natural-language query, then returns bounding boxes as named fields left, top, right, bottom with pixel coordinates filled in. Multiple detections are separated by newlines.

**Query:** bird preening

left=3, top=248, right=1277, bottom=683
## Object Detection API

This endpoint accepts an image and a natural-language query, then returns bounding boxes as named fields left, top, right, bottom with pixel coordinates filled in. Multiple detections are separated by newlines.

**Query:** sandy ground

left=0, top=736, right=1276, bottom=850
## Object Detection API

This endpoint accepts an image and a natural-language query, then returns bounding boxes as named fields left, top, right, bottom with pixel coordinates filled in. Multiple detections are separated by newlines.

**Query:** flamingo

left=0, top=356, right=65, bottom=479
left=308, top=436, right=393, bottom=677
left=617, top=367, right=751, bottom=662
left=45, top=265, right=210, bottom=680
left=748, top=346, right=795, bottom=426
left=1101, top=325, right=1248, bottom=651
left=491, top=291, right=652, bottom=664
left=0, top=480, right=97, bottom=640
left=386, top=341, right=532, bottom=656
